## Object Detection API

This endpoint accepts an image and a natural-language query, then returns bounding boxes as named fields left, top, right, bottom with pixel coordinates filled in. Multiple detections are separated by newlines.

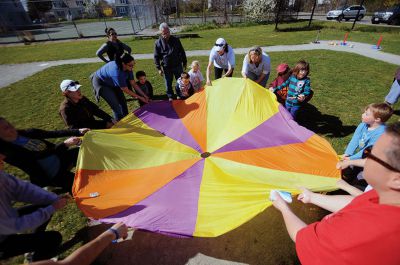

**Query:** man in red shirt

left=272, top=122, right=400, bottom=265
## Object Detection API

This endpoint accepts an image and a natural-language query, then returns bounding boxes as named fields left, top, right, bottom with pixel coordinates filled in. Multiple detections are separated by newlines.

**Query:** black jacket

left=59, top=96, right=112, bottom=129
left=154, top=35, right=187, bottom=70
left=0, top=128, right=81, bottom=187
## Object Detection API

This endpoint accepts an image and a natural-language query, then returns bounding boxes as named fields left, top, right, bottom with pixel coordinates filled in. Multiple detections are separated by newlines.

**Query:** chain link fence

left=0, top=0, right=377, bottom=44
left=0, top=1, right=157, bottom=44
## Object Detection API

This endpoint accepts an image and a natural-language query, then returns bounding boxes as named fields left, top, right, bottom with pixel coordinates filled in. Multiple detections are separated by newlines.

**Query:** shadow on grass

left=127, top=95, right=170, bottom=102
left=152, top=95, right=169, bottom=101
left=88, top=203, right=326, bottom=265
left=297, top=103, right=357, bottom=137
left=58, top=226, right=90, bottom=254
left=393, top=109, right=400, bottom=116
left=275, top=25, right=323, bottom=32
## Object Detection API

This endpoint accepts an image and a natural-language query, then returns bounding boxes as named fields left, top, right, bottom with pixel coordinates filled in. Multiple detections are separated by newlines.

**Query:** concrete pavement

left=0, top=40, right=399, bottom=89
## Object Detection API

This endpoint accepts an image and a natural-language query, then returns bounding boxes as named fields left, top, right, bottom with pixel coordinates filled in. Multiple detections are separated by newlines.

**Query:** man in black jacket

left=154, top=23, right=187, bottom=101
left=0, top=117, right=87, bottom=192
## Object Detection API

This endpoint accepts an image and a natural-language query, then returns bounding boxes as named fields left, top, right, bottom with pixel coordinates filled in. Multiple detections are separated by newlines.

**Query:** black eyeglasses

left=67, top=81, right=79, bottom=89
left=215, top=43, right=224, bottom=47
left=366, top=152, right=400, bottom=173
left=110, top=33, right=117, bottom=36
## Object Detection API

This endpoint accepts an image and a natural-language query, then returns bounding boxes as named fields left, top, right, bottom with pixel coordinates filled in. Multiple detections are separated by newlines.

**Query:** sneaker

left=24, top=252, right=34, bottom=263
left=168, top=98, right=173, bottom=102
left=87, top=218, right=102, bottom=226
left=176, top=96, right=181, bottom=100
left=384, top=101, right=393, bottom=108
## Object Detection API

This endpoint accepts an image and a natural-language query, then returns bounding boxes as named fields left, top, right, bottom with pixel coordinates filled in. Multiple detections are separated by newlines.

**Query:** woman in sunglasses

left=91, top=53, right=149, bottom=121
left=96, top=28, right=132, bottom=63
left=206, top=38, right=235, bottom=86
left=241, top=46, right=271, bottom=87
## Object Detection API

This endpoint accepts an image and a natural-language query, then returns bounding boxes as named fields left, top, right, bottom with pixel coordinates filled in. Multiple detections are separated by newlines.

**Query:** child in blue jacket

left=270, top=60, right=311, bottom=119
left=342, top=103, right=393, bottom=161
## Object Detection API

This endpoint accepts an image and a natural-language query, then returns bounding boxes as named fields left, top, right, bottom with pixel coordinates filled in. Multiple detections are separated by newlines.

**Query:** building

left=209, top=0, right=243, bottom=11
left=0, top=0, right=31, bottom=31
left=49, top=0, right=85, bottom=21
left=115, top=0, right=149, bottom=17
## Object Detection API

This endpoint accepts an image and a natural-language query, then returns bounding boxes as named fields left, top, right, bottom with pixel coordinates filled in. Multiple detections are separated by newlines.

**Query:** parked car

left=371, top=5, right=400, bottom=25
left=32, top=18, right=46, bottom=24
left=326, top=5, right=366, bottom=21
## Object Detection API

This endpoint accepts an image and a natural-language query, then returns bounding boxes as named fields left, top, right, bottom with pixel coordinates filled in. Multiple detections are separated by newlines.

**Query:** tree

left=94, top=0, right=114, bottom=18
left=83, top=0, right=98, bottom=19
left=27, top=0, right=52, bottom=20
left=183, top=0, right=208, bottom=22
left=210, top=0, right=231, bottom=23
left=152, top=0, right=160, bottom=24
left=176, top=0, right=181, bottom=19
left=243, top=0, right=275, bottom=22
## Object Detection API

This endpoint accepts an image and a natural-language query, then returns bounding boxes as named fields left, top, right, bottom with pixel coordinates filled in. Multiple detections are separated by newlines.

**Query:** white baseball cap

left=60, top=79, right=81, bottom=92
left=215, top=38, right=226, bottom=52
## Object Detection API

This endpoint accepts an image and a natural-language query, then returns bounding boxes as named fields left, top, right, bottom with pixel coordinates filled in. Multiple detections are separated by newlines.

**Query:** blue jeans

left=92, top=74, right=128, bottom=121
left=246, top=71, right=270, bottom=87
left=385, top=80, right=400, bottom=105
left=285, top=103, right=301, bottom=120
left=99, top=86, right=128, bottom=121
left=164, top=65, right=183, bottom=99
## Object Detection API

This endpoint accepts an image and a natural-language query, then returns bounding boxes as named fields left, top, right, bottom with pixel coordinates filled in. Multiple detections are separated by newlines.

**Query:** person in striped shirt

left=269, top=60, right=311, bottom=119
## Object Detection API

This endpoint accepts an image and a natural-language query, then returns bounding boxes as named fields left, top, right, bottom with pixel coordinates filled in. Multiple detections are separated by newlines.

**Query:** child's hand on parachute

left=297, top=94, right=306, bottom=102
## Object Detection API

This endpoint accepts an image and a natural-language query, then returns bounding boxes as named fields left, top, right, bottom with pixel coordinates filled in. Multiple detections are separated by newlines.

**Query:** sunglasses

left=110, top=33, right=117, bottom=36
left=215, top=43, right=224, bottom=47
left=366, top=152, right=400, bottom=173
left=67, top=81, right=79, bottom=88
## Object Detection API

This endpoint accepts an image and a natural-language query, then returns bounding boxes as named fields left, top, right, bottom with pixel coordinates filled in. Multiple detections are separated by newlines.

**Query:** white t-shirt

left=209, top=45, right=235, bottom=69
left=188, top=69, right=204, bottom=91
left=241, top=53, right=271, bottom=77
left=364, top=185, right=372, bottom=192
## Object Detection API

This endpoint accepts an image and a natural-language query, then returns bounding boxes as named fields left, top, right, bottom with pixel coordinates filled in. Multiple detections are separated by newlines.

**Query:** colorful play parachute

left=73, top=78, right=340, bottom=237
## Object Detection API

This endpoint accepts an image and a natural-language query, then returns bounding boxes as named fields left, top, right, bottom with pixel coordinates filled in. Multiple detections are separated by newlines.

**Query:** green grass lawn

left=1, top=21, right=400, bottom=64
left=0, top=49, right=399, bottom=264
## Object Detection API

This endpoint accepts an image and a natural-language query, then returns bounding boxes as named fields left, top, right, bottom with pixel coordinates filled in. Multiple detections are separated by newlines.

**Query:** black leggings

left=214, top=67, right=234, bottom=80
left=0, top=205, right=62, bottom=261
left=52, top=147, right=79, bottom=193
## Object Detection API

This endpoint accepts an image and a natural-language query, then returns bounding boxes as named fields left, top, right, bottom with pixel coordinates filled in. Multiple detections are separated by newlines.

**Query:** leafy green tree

left=94, top=0, right=114, bottom=18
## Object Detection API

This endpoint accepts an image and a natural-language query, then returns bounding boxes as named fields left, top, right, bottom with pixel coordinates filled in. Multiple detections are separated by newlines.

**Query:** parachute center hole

left=201, top=152, right=211, bottom=158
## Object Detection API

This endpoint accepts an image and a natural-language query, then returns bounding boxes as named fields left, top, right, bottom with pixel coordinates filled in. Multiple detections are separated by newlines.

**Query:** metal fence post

left=67, top=6, right=81, bottom=38
left=133, top=5, right=141, bottom=30
left=351, top=0, right=365, bottom=30
left=308, top=0, right=317, bottom=28
left=129, top=5, right=136, bottom=34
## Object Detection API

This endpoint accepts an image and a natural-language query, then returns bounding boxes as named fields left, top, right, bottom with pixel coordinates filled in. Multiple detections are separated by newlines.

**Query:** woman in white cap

left=241, top=46, right=271, bottom=87
left=59, top=80, right=115, bottom=129
left=206, top=38, right=235, bottom=86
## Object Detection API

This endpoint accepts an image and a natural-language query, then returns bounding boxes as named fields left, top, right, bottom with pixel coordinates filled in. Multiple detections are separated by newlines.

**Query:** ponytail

left=105, top=27, right=116, bottom=37
left=224, top=43, right=229, bottom=53
left=116, top=53, right=134, bottom=70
